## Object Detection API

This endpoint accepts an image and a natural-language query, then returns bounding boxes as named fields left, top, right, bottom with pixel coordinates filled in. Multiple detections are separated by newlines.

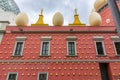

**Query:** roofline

left=10, top=30, right=116, bottom=33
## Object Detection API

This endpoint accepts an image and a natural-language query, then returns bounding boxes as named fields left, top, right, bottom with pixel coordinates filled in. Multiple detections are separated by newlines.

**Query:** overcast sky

left=14, top=0, right=96, bottom=26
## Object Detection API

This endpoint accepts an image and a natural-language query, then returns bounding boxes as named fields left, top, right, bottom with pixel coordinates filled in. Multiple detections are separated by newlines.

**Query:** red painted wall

left=100, top=1, right=120, bottom=26
left=0, top=26, right=119, bottom=80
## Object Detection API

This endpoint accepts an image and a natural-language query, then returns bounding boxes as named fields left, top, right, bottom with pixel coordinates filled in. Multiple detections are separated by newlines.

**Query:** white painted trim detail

left=16, top=36, right=26, bottom=41
left=93, top=36, right=104, bottom=41
left=37, top=72, right=48, bottom=80
left=111, top=36, right=120, bottom=41
left=6, top=72, right=18, bottom=80
left=41, top=36, right=52, bottom=41
left=66, top=36, right=77, bottom=41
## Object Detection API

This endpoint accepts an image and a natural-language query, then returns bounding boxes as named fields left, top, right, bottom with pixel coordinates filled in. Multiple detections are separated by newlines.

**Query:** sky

left=14, top=0, right=96, bottom=26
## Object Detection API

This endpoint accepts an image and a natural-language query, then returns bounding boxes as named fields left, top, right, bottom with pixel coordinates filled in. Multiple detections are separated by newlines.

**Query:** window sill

left=66, top=55, right=78, bottom=57
left=39, top=55, right=50, bottom=57
left=115, top=55, right=120, bottom=57
left=11, top=55, right=22, bottom=57
left=96, top=55, right=107, bottom=57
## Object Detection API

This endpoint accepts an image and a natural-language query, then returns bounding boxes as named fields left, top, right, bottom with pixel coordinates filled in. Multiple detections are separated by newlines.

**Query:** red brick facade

left=100, top=1, right=120, bottom=26
left=0, top=26, right=120, bottom=80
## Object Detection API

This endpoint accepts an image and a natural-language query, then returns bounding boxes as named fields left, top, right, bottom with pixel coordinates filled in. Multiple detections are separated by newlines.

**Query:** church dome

left=0, top=0, right=20, bottom=14
left=94, top=0, right=107, bottom=10
left=89, top=12, right=102, bottom=26
left=53, top=12, right=64, bottom=26
left=15, top=12, right=29, bottom=26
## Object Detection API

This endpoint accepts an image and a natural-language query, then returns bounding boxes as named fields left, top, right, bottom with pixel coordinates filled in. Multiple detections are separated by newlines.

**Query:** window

left=111, top=36, right=120, bottom=55
left=114, top=42, right=120, bottom=55
left=96, top=42, right=105, bottom=55
left=14, top=42, right=23, bottom=56
left=7, top=73, right=17, bottom=80
left=38, top=73, right=48, bottom=80
left=67, top=41, right=76, bottom=56
left=40, top=36, right=51, bottom=56
left=93, top=36, right=105, bottom=56
left=66, top=36, right=77, bottom=56
left=99, top=63, right=110, bottom=80
left=41, top=42, right=50, bottom=56
left=13, top=36, right=26, bottom=56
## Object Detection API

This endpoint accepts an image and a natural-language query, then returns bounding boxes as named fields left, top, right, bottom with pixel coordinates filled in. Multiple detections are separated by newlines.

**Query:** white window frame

left=113, top=41, right=120, bottom=56
left=13, top=41, right=25, bottom=56
left=66, top=36, right=77, bottom=56
left=93, top=36, right=106, bottom=56
left=95, top=41, right=106, bottom=56
left=0, top=23, right=2, bottom=29
left=6, top=72, right=18, bottom=80
left=40, top=36, right=51, bottom=56
left=40, top=41, right=50, bottom=56
left=13, top=36, right=26, bottom=56
left=37, top=72, right=48, bottom=80
left=0, top=34, right=3, bottom=43
left=67, top=41, right=77, bottom=56
left=111, top=36, right=120, bottom=56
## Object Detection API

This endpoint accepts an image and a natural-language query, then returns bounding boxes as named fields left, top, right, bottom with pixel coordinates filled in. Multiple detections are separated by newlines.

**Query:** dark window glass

left=96, top=42, right=104, bottom=55
left=68, top=42, right=75, bottom=55
left=41, top=42, right=49, bottom=55
left=14, top=42, right=23, bottom=56
left=8, top=74, right=17, bottom=80
left=114, top=42, right=120, bottom=55
left=99, top=63, right=109, bottom=80
left=39, top=73, right=47, bottom=80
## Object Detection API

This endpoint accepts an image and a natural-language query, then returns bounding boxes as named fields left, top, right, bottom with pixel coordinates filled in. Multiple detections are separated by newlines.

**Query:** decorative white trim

left=93, top=36, right=104, bottom=41
left=40, top=41, right=50, bottom=56
left=66, top=36, right=77, bottom=41
left=94, top=41, right=106, bottom=56
left=37, top=72, right=48, bottom=80
left=13, top=41, right=25, bottom=56
left=41, top=36, right=52, bottom=41
left=16, top=36, right=26, bottom=41
left=111, top=36, right=120, bottom=41
left=6, top=72, right=18, bottom=80
left=67, top=41, right=77, bottom=56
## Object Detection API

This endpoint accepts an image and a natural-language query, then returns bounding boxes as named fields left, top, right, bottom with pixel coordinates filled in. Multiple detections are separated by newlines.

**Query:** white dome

left=89, top=12, right=102, bottom=26
left=15, top=12, right=29, bottom=26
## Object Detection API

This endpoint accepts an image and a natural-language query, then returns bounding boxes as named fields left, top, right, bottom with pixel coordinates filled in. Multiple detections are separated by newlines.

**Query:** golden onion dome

left=15, top=12, right=29, bottom=26
left=94, top=0, right=107, bottom=10
left=53, top=12, right=64, bottom=26
left=89, top=12, right=102, bottom=26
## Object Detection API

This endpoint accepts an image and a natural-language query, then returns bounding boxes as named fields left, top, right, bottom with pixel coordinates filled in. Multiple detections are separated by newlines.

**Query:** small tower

left=69, top=8, right=86, bottom=26
left=32, top=9, right=48, bottom=26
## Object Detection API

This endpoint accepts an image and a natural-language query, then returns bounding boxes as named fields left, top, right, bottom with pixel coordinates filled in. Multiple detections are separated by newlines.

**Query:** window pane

left=42, top=42, right=49, bottom=55
left=39, top=73, right=47, bottom=80
left=14, top=42, right=23, bottom=56
left=114, top=42, right=120, bottom=55
left=8, top=74, right=17, bottom=80
left=68, top=42, right=75, bottom=55
left=96, top=42, right=104, bottom=55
